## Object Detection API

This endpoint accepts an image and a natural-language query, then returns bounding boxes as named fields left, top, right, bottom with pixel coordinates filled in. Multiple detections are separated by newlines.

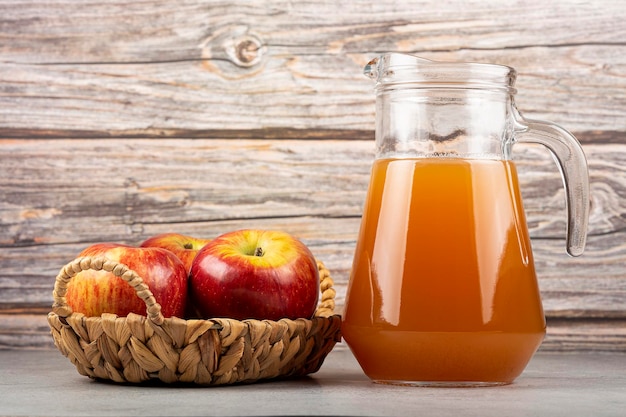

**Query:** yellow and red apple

left=190, top=229, right=319, bottom=321
left=140, top=233, right=211, bottom=273
left=65, top=243, right=188, bottom=318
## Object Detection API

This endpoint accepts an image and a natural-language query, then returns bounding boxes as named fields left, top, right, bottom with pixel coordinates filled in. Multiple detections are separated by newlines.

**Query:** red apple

left=65, top=243, right=188, bottom=318
left=140, top=233, right=211, bottom=273
left=190, top=229, right=319, bottom=321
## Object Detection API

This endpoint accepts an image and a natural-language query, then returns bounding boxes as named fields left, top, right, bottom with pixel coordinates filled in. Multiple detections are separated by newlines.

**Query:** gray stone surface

left=1, top=347, right=625, bottom=416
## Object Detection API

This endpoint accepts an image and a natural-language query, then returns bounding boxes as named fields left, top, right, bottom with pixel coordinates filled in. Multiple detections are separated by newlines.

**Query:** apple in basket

left=65, top=243, right=188, bottom=318
left=140, top=233, right=212, bottom=274
left=190, top=229, right=319, bottom=321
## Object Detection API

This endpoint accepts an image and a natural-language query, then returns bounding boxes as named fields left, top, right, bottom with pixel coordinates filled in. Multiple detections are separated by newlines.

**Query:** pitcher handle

left=514, top=110, right=590, bottom=257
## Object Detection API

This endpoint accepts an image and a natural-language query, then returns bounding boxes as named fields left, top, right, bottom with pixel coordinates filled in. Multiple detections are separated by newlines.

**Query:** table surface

left=1, top=347, right=625, bottom=417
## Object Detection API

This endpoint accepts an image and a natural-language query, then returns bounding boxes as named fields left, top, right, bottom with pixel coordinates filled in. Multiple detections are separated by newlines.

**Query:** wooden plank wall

left=1, top=0, right=625, bottom=351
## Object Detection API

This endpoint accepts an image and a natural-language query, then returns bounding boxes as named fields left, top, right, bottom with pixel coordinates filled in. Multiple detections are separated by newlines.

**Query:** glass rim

left=365, top=53, right=517, bottom=93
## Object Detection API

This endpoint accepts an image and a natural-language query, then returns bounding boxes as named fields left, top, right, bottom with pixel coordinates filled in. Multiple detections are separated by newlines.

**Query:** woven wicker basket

left=48, top=255, right=342, bottom=385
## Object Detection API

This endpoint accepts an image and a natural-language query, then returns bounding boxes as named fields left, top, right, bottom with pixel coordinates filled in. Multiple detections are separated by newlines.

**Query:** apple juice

left=342, top=158, right=546, bottom=385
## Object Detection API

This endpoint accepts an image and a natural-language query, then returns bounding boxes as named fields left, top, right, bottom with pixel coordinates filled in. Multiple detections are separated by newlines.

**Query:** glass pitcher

left=342, top=53, right=590, bottom=386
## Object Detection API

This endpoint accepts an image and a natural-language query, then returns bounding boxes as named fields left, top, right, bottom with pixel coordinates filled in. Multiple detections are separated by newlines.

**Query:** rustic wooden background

left=1, top=0, right=625, bottom=351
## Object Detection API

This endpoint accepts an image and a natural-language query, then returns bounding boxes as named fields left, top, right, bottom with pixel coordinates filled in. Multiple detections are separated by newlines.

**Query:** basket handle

left=315, top=261, right=337, bottom=318
left=52, top=256, right=165, bottom=325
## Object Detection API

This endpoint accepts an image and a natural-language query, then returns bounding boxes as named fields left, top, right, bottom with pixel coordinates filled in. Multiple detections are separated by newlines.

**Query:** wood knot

left=201, top=26, right=266, bottom=76
left=228, top=34, right=264, bottom=68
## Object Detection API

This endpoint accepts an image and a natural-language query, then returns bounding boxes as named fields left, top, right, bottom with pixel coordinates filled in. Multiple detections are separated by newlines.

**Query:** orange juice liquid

left=342, top=158, right=546, bottom=386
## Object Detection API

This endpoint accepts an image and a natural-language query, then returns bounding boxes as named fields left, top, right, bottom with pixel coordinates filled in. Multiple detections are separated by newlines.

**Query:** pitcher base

left=373, top=379, right=511, bottom=388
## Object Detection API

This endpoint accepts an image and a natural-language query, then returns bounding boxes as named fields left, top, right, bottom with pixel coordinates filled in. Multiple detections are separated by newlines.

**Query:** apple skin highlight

left=190, top=230, right=320, bottom=321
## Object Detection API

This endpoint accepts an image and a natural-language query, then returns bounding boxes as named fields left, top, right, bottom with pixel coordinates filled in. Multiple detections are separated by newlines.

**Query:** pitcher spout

left=363, top=56, right=380, bottom=80
left=364, top=53, right=436, bottom=79
left=363, top=53, right=437, bottom=81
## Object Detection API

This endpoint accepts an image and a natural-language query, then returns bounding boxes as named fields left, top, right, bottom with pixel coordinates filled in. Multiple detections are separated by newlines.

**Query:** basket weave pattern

left=48, top=256, right=342, bottom=385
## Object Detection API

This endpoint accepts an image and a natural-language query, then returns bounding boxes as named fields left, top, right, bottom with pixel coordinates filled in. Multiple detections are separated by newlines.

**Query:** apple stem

left=254, top=247, right=264, bottom=257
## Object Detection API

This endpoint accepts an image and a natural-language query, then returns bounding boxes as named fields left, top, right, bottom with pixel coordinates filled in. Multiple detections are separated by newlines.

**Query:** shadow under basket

left=48, top=256, right=342, bottom=386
